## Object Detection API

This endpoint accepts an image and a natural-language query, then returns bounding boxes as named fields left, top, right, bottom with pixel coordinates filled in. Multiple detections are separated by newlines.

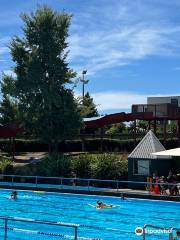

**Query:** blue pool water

left=0, top=189, right=179, bottom=240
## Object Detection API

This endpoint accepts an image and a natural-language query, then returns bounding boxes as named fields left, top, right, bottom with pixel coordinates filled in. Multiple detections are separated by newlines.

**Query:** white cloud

left=69, top=25, right=180, bottom=75
left=68, top=1, right=180, bottom=75
left=174, top=67, right=180, bottom=71
left=0, top=36, right=11, bottom=58
left=91, top=91, right=180, bottom=111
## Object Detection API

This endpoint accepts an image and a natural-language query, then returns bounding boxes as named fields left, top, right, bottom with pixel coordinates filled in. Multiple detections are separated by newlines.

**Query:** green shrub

left=14, top=164, right=37, bottom=176
left=0, top=156, right=13, bottom=174
left=36, top=154, right=71, bottom=177
left=69, top=153, right=128, bottom=179
left=90, top=153, right=128, bottom=179
left=70, top=154, right=92, bottom=178
left=13, top=153, right=128, bottom=180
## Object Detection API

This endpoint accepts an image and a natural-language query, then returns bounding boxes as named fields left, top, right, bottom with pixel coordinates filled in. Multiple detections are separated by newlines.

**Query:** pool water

left=0, top=189, right=179, bottom=240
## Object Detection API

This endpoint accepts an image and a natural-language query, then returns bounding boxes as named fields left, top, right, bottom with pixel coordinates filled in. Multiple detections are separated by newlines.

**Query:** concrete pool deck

left=0, top=183, right=179, bottom=202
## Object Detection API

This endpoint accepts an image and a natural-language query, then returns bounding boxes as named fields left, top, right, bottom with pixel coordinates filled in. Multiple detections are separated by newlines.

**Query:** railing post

left=60, top=177, right=63, bottom=189
left=148, top=181, right=151, bottom=195
left=116, top=181, right=119, bottom=192
left=4, top=218, right=8, bottom=240
left=169, top=228, right=173, bottom=240
left=12, top=176, right=14, bottom=187
left=142, top=225, right=146, bottom=240
left=74, top=226, right=78, bottom=240
left=88, top=180, right=90, bottom=191
left=35, top=176, right=38, bottom=188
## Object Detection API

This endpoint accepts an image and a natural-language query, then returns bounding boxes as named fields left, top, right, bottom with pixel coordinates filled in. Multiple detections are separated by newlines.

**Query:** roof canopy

left=128, top=130, right=171, bottom=159
left=152, top=148, right=180, bottom=157
left=0, top=125, right=23, bottom=137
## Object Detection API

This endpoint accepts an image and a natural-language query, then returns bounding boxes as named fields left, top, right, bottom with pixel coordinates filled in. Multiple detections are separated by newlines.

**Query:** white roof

left=83, top=116, right=103, bottom=122
left=152, top=148, right=180, bottom=157
left=128, top=130, right=171, bottom=159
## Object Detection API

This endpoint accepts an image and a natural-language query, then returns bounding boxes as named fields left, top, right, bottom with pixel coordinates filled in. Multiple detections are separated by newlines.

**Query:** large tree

left=8, top=6, right=82, bottom=151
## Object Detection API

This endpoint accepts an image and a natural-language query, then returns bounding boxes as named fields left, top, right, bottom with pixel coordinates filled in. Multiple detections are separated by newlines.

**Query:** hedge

left=14, top=153, right=128, bottom=180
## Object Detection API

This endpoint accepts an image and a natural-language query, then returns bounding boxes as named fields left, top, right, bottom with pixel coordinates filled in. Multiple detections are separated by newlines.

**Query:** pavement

left=13, top=152, right=47, bottom=166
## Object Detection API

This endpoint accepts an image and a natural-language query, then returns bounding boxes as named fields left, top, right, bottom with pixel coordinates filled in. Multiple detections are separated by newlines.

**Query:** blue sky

left=1, top=0, right=180, bottom=114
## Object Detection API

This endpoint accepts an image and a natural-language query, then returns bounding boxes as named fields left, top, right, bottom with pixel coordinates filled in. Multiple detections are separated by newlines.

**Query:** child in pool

left=10, top=191, right=18, bottom=200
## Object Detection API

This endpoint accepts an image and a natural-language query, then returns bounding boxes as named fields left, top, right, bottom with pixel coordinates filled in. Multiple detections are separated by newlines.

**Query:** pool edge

left=0, top=184, right=179, bottom=202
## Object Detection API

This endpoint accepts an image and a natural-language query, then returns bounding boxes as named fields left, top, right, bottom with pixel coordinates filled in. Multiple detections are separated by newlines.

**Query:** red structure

left=84, top=103, right=180, bottom=146
left=0, top=125, right=23, bottom=160
left=84, top=112, right=153, bottom=128
left=0, top=125, right=23, bottom=137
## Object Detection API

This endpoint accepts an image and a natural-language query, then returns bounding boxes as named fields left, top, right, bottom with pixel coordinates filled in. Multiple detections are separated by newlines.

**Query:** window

left=133, top=160, right=150, bottom=175
left=171, top=98, right=178, bottom=106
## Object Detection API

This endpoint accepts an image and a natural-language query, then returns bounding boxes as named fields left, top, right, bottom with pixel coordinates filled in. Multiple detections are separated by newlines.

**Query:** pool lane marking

left=10, top=216, right=131, bottom=233
left=3, top=216, right=127, bottom=233
left=0, top=224, right=166, bottom=238
left=0, top=225, right=102, bottom=240
left=5, top=200, right=178, bottom=221
left=1, top=197, right=179, bottom=225
left=2, top=188, right=180, bottom=204
left=1, top=200, right=179, bottom=226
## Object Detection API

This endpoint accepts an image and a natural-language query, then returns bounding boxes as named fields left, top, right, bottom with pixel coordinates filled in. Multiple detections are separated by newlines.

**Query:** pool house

left=128, top=130, right=172, bottom=183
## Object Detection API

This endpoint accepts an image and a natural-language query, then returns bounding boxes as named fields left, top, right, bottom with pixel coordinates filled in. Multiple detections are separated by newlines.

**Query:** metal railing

left=0, top=216, right=79, bottom=240
left=0, top=174, right=179, bottom=197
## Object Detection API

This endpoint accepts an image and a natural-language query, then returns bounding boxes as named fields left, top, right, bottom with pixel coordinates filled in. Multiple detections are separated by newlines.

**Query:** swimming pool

left=0, top=190, right=179, bottom=239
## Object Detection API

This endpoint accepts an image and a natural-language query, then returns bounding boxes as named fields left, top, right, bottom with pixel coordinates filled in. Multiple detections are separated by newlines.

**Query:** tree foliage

left=0, top=75, right=19, bottom=125
left=8, top=6, right=82, bottom=150
left=137, top=120, right=148, bottom=131
left=106, top=123, right=127, bottom=135
left=78, top=92, right=99, bottom=118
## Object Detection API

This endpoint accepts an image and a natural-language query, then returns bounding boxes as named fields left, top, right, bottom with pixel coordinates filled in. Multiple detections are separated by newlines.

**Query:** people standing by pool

left=71, top=172, right=77, bottom=186
left=159, top=176, right=167, bottom=195
left=172, top=174, right=179, bottom=196
left=152, top=172, right=156, bottom=191
left=167, top=171, right=179, bottom=196
left=167, top=171, right=174, bottom=195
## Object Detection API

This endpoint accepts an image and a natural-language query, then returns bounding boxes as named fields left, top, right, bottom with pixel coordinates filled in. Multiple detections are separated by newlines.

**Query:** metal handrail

left=0, top=174, right=179, bottom=197
left=0, top=174, right=179, bottom=186
left=0, top=216, right=78, bottom=240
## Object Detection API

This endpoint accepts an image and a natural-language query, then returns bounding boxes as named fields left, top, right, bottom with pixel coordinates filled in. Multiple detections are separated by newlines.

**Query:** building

left=148, top=96, right=180, bottom=107
left=128, top=130, right=171, bottom=185
left=83, top=95, right=180, bottom=150
left=132, top=96, right=180, bottom=118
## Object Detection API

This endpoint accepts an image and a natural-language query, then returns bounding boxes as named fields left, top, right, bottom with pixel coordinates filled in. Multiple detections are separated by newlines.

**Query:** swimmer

left=96, top=200, right=113, bottom=209
left=10, top=191, right=17, bottom=200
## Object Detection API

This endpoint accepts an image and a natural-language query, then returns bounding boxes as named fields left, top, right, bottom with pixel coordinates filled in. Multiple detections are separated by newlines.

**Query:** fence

left=0, top=174, right=179, bottom=198
left=0, top=216, right=78, bottom=240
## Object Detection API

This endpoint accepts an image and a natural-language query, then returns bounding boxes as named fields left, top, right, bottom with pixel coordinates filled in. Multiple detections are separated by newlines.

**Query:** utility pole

left=81, top=70, right=88, bottom=100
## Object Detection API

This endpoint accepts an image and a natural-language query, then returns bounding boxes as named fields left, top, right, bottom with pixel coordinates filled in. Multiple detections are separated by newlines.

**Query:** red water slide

left=84, top=112, right=154, bottom=128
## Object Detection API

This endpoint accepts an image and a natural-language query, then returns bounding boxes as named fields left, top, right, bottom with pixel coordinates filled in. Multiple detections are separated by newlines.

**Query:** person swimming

left=10, top=191, right=17, bottom=200
left=96, top=200, right=113, bottom=209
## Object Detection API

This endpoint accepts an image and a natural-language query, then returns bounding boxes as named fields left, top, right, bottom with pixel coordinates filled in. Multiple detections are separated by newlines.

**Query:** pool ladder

left=142, top=224, right=180, bottom=240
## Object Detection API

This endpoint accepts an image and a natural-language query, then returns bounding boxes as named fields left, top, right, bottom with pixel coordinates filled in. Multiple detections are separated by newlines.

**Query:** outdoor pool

left=0, top=190, right=179, bottom=239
